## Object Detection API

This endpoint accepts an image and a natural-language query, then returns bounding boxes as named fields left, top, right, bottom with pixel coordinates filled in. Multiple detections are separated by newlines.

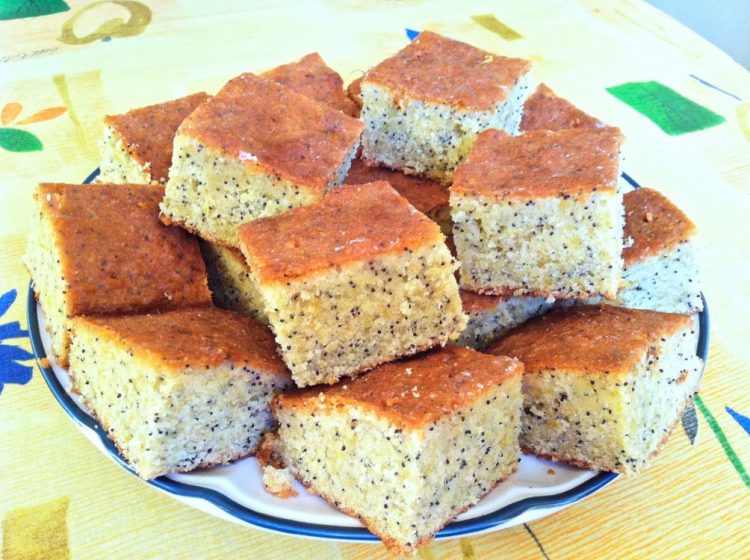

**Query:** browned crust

left=71, top=307, right=290, bottom=377
left=460, top=289, right=505, bottom=314
left=520, top=83, right=604, bottom=132
left=522, top=392, right=698, bottom=475
left=347, top=76, right=363, bottom=108
left=289, top=459, right=520, bottom=556
left=178, top=72, right=363, bottom=191
left=238, top=181, right=443, bottom=285
left=261, top=52, right=360, bottom=117
left=344, top=158, right=450, bottom=217
left=488, top=304, right=693, bottom=375
left=451, top=128, right=623, bottom=200
left=37, top=183, right=211, bottom=316
left=275, top=346, right=522, bottom=430
left=104, top=92, right=210, bottom=183
left=363, top=31, right=531, bottom=111
left=623, top=187, right=697, bottom=266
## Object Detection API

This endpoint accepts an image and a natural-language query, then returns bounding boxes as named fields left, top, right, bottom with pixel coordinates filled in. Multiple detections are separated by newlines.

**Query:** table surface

left=1, top=1, right=749, bottom=558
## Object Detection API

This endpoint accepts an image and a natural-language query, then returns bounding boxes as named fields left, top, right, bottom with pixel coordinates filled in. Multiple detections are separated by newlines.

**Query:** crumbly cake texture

left=521, top=84, right=604, bottom=132
left=199, top=241, right=268, bottom=323
left=262, top=465, right=298, bottom=498
left=273, top=346, right=523, bottom=555
left=616, top=188, right=702, bottom=313
left=99, top=92, right=210, bottom=184
left=490, top=305, right=703, bottom=475
left=456, top=290, right=551, bottom=350
left=24, top=183, right=210, bottom=367
left=238, top=181, right=466, bottom=387
left=344, top=158, right=451, bottom=234
left=360, top=31, right=532, bottom=183
left=69, top=307, right=292, bottom=480
left=262, top=52, right=360, bottom=117
left=160, top=72, right=364, bottom=247
left=451, top=127, right=625, bottom=299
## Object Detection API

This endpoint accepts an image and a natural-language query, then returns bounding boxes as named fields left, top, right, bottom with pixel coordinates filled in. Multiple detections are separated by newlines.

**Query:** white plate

left=29, top=294, right=622, bottom=543
left=29, top=169, right=710, bottom=544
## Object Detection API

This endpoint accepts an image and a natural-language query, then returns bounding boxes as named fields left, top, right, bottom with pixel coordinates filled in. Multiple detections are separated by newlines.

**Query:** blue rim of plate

left=27, top=169, right=709, bottom=541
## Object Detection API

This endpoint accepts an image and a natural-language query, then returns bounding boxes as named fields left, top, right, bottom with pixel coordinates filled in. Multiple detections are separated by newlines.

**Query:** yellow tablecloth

left=2, top=1, right=749, bottom=558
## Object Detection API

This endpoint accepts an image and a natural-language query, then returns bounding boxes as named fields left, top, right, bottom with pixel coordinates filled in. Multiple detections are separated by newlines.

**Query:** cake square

left=456, top=290, right=551, bottom=350
left=360, top=31, right=531, bottom=183
left=273, top=345, right=523, bottom=555
left=450, top=127, right=625, bottom=299
left=98, top=92, right=210, bottom=184
left=238, top=181, right=466, bottom=387
left=616, top=187, right=702, bottom=313
left=199, top=240, right=268, bottom=323
left=344, top=158, right=451, bottom=234
left=69, top=307, right=292, bottom=479
left=24, top=183, right=211, bottom=367
left=520, top=83, right=604, bottom=132
left=160, top=72, right=364, bottom=247
left=489, top=304, right=703, bottom=474
left=262, top=52, right=360, bottom=117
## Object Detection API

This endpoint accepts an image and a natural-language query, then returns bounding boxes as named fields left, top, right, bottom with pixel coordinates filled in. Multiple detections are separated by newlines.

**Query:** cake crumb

left=262, top=465, right=298, bottom=499
left=547, top=468, right=556, bottom=475
left=645, top=211, right=654, bottom=222
left=256, top=432, right=286, bottom=469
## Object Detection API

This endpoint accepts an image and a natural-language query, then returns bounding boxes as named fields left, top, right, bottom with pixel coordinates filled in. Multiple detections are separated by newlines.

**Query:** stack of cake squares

left=24, top=30, right=705, bottom=556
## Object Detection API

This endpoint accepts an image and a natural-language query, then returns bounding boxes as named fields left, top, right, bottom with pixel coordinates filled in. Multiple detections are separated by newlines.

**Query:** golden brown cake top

left=460, top=289, right=504, bottom=314
left=520, top=84, right=604, bottom=132
left=275, top=345, right=522, bottom=429
left=362, top=31, right=531, bottom=110
left=347, top=76, right=363, bottom=107
left=179, top=73, right=363, bottom=191
left=104, top=92, right=209, bottom=183
left=451, top=127, right=623, bottom=200
left=238, top=181, right=442, bottom=284
left=74, top=307, right=289, bottom=377
left=37, top=183, right=211, bottom=316
left=344, top=158, right=449, bottom=216
left=623, top=187, right=696, bottom=266
left=489, top=304, right=693, bottom=376
left=262, top=52, right=360, bottom=117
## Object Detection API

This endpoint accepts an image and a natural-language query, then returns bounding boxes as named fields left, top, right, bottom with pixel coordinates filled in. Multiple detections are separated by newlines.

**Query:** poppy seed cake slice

left=238, top=181, right=466, bottom=387
left=262, top=52, right=360, bottom=117
left=23, top=183, right=211, bottom=367
left=98, top=92, right=210, bottom=185
left=616, top=188, right=702, bottom=313
left=161, top=73, right=363, bottom=247
left=344, top=158, right=452, bottom=235
left=273, top=346, right=523, bottom=555
left=360, top=31, right=531, bottom=183
left=69, top=307, right=292, bottom=479
left=520, top=83, right=604, bottom=132
left=489, top=304, right=703, bottom=475
left=451, top=127, right=625, bottom=299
